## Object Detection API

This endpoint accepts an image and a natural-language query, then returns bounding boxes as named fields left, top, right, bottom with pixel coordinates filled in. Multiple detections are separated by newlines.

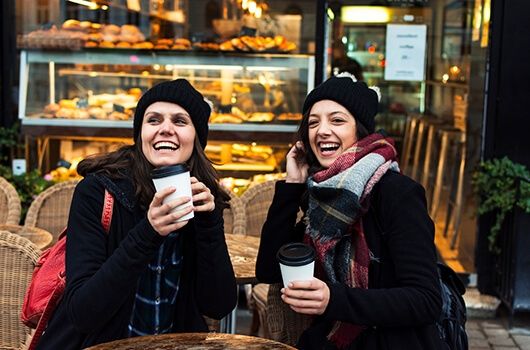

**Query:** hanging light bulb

left=242, top=0, right=249, bottom=10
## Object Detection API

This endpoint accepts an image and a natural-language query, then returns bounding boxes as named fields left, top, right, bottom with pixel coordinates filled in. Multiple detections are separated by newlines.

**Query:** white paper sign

left=384, top=24, right=427, bottom=81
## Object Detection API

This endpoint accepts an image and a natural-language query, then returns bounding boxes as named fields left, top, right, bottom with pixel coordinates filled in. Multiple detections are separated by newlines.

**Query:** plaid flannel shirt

left=128, top=232, right=183, bottom=336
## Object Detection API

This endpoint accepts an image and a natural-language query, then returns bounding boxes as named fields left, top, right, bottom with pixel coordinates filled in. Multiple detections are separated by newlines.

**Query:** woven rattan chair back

left=24, top=180, right=80, bottom=244
left=0, top=176, right=22, bottom=225
left=221, top=186, right=245, bottom=235
left=0, top=230, right=40, bottom=349
left=0, top=224, right=53, bottom=251
left=238, top=180, right=277, bottom=237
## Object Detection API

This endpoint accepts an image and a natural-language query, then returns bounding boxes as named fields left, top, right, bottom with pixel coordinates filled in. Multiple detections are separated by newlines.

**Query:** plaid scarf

left=304, top=133, right=399, bottom=348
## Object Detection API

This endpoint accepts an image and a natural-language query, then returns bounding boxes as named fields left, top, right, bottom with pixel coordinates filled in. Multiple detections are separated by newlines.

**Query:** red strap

left=28, top=190, right=114, bottom=349
left=101, top=189, right=114, bottom=233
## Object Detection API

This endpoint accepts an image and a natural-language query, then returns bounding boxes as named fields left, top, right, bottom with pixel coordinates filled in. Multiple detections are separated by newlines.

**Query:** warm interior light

left=242, top=0, right=249, bottom=10
left=101, top=5, right=108, bottom=10
left=67, top=0, right=99, bottom=10
left=341, top=6, right=391, bottom=24
left=442, top=74, right=449, bottom=83
left=255, top=6, right=262, bottom=19
left=248, top=1, right=257, bottom=14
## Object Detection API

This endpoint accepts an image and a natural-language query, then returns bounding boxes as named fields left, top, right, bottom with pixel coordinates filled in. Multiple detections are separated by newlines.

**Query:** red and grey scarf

left=304, top=133, right=399, bottom=349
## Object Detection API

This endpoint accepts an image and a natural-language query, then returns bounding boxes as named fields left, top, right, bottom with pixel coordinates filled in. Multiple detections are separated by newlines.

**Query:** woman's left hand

left=281, top=277, right=330, bottom=315
left=191, top=176, right=215, bottom=212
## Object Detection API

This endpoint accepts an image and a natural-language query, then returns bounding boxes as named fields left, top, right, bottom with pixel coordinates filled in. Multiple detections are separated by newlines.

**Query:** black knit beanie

left=133, top=79, right=211, bottom=148
left=302, top=73, right=380, bottom=133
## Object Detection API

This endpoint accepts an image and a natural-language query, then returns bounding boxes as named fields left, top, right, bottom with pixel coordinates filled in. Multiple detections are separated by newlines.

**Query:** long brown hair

left=78, top=135, right=229, bottom=210
left=295, top=109, right=370, bottom=175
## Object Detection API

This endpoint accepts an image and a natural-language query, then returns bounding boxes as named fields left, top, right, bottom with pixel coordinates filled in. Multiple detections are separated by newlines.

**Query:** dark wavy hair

left=77, top=135, right=229, bottom=211
left=295, top=109, right=370, bottom=175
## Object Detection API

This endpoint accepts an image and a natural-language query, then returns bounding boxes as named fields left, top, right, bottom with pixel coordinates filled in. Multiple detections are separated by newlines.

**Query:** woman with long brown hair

left=36, top=79, right=237, bottom=349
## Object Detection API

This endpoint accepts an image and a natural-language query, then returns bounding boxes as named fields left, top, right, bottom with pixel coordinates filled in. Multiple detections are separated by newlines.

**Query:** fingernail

left=288, top=283, right=293, bottom=288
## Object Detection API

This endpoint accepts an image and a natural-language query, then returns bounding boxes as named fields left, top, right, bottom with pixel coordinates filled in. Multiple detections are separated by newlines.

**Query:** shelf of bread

left=205, top=142, right=292, bottom=173
left=18, top=19, right=297, bottom=54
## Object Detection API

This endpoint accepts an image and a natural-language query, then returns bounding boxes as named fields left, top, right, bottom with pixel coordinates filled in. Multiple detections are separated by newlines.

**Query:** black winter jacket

left=37, top=173, right=237, bottom=349
left=256, top=171, right=446, bottom=350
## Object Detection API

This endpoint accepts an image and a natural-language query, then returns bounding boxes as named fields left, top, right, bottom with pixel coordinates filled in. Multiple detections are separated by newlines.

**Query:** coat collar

left=88, top=172, right=136, bottom=212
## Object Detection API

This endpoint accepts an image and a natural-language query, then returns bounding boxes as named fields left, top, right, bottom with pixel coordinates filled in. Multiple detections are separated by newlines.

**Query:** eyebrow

left=309, top=111, right=349, bottom=118
left=144, top=111, right=191, bottom=118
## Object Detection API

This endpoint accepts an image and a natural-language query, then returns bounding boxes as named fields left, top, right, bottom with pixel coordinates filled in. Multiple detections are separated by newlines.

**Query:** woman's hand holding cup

left=148, top=187, right=192, bottom=236
left=190, top=176, right=215, bottom=212
left=281, top=277, right=330, bottom=315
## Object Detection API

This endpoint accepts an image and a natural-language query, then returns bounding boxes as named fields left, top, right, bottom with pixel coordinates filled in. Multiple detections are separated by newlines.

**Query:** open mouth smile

left=153, top=141, right=179, bottom=151
left=318, top=142, right=340, bottom=156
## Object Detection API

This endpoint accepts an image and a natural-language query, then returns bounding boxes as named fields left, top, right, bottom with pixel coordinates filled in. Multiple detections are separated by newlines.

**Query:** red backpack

left=21, top=190, right=114, bottom=350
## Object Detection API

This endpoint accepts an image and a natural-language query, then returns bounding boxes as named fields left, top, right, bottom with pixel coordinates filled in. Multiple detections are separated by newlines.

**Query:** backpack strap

left=27, top=190, right=114, bottom=350
left=101, top=189, right=114, bottom=233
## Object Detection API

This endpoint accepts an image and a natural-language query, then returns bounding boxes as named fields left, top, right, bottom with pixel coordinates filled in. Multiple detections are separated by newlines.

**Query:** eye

left=146, top=115, right=160, bottom=124
left=332, top=117, right=346, bottom=124
left=173, top=115, right=190, bottom=125
left=308, top=119, right=319, bottom=127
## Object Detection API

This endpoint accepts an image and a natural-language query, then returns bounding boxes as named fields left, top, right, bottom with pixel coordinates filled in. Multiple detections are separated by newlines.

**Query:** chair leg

left=250, top=308, right=261, bottom=336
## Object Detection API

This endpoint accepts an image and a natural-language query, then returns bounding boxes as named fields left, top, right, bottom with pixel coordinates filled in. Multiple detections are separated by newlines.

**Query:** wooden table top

left=224, top=234, right=260, bottom=284
left=85, top=332, right=296, bottom=350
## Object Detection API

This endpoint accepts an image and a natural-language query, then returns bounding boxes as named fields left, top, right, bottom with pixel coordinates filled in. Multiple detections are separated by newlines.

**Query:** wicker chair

left=24, top=180, right=80, bottom=244
left=221, top=186, right=245, bottom=235
left=0, top=176, right=22, bottom=226
left=0, top=224, right=53, bottom=251
left=238, top=180, right=278, bottom=237
left=0, top=230, right=41, bottom=349
left=252, top=283, right=312, bottom=345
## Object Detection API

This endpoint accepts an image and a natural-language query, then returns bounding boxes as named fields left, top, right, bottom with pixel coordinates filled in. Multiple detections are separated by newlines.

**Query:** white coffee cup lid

left=151, top=164, right=189, bottom=179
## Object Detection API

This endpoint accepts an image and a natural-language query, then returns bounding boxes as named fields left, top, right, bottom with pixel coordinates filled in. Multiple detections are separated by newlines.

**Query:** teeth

left=154, top=141, right=178, bottom=150
left=320, top=143, right=339, bottom=148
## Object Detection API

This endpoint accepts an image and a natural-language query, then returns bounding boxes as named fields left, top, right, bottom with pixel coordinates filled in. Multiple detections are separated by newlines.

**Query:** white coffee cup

left=151, top=164, right=194, bottom=222
left=277, top=243, right=315, bottom=288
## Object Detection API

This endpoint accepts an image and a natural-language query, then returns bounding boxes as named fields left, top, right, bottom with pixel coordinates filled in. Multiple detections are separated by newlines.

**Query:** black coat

left=37, top=174, right=237, bottom=349
left=256, top=171, right=446, bottom=350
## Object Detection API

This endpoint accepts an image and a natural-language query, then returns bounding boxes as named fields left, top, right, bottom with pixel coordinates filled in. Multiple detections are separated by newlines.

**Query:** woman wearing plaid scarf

left=256, top=73, right=445, bottom=350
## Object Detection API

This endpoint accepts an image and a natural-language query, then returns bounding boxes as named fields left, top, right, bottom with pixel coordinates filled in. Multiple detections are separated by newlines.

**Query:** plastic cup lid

left=277, top=242, right=315, bottom=267
left=151, top=164, right=189, bottom=179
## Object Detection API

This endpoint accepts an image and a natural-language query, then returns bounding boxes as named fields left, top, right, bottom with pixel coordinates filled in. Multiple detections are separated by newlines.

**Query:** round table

left=224, top=234, right=260, bottom=284
left=85, top=332, right=296, bottom=350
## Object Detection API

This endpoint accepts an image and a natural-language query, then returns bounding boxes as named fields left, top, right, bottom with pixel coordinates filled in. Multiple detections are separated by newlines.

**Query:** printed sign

left=384, top=24, right=427, bottom=81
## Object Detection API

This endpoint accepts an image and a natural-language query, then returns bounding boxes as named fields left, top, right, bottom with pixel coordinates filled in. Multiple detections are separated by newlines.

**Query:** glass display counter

left=18, top=49, right=314, bottom=174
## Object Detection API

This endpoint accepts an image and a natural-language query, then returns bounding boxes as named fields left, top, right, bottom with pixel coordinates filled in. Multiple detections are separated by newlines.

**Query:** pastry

left=44, top=103, right=60, bottom=114
left=121, top=24, right=139, bottom=34
left=84, top=41, right=98, bottom=48
left=116, top=41, right=132, bottom=48
left=99, top=41, right=115, bottom=48
left=153, top=44, right=170, bottom=50
left=102, top=24, right=121, bottom=35
left=133, top=41, right=154, bottom=49
left=209, top=113, right=243, bottom=124
left=156, top=38, right=173, bottom=46
left=248, top=112, right=274, bottom=122
left=62, top=19, right=81, bottom=31
left=277, top=112, right=302, bottom=121
left=174, top=38, right=191, bottom=47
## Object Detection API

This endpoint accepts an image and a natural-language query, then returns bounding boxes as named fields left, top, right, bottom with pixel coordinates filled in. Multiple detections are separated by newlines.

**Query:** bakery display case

left=18, top=49, right=315, bottom=174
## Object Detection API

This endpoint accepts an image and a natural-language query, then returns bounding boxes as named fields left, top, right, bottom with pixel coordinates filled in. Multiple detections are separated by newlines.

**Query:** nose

left=316, top=120, right=332, bottom=137
left=158, top=118, right=175, bottom=135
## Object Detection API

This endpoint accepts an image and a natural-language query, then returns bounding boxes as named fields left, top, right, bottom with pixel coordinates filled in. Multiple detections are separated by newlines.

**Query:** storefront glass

left=333, top=0, right=491, bottom=273
left=14, top=0, right=321, bottom=193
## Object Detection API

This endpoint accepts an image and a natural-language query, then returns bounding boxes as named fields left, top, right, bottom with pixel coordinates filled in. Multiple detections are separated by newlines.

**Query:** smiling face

left=141, top=101, right=196, bottom=168
left=308, top=100, right=358, bottom=169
